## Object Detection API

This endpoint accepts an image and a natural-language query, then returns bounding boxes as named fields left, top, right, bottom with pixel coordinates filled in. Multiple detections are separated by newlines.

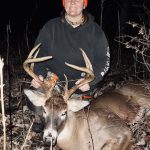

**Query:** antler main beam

left=23, top=43, right=53, bottom=92
left=63, top=49, right=95, bottom=102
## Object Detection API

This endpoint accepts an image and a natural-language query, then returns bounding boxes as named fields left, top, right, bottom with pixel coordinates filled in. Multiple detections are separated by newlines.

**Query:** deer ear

left=24, top=89, right=47, bottom=107
left=67, top=99, right=90, bottom=112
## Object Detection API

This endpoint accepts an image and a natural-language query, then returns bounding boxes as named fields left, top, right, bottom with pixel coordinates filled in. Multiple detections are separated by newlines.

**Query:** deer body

left=57, top=109, right=131, bottom=150
left=93, top=91, right=137, bottom=123
left=25, top=81, right=150, bottom=150
left=23, top=45, right=149, bottom=150
left=24, top=89, right=132, bottom=150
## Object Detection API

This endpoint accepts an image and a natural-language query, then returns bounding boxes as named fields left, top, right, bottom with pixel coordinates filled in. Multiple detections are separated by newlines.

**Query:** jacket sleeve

left=34, top=26, right=52, bottom=78
left=90, top=26, right=110, bottom=87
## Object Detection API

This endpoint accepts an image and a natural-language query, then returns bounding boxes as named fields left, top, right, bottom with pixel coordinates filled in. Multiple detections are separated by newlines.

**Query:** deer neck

left=57, top=111, right=83, bottom=148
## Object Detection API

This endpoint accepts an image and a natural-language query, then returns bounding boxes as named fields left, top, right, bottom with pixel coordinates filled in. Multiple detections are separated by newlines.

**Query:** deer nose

left=43, top=129, right=58, bottom=146
left=44, top=135, right=56, bottom=146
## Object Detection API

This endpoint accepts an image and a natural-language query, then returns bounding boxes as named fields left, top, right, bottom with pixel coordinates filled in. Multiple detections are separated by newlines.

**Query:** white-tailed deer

left=23, top=44, right=149, bottom=150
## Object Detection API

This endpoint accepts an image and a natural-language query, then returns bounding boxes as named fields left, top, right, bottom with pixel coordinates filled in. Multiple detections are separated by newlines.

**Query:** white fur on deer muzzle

left=43, top=128, right=58, bottom=145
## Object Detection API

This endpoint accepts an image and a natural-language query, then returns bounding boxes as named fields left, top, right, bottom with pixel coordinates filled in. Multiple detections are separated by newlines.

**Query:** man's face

left=64, top=0, right=85, bottom=17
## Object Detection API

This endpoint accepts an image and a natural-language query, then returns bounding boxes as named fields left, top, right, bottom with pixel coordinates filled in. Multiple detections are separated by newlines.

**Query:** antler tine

left=28, top=43, right=41, bottom=58
left=63, top=74, right=69, bottom=103
left=30, top=47, right=40, bottom=70
left=63, top=49, right=95, bottom=101
left=65, top=49, right=93, bottom=75
left=80, top=48, right=93, bottom=71
left=23, top=43, right=52, bottom=88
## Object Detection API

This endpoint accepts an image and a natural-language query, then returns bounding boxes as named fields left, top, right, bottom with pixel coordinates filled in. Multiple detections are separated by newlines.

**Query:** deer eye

left=59, top=111, right=67, bottom=120
left=61, top=111, right=67, bottom=117
left=43, top=109, right=48, bottom=118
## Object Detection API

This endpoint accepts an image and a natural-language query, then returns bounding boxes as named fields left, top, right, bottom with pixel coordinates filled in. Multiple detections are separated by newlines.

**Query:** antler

left=23, top=43, right=55, bottom=97
left=63, top=49, right=95, bottom=102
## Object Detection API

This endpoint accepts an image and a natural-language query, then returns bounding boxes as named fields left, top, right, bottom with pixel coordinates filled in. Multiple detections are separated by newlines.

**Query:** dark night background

left=0, top=0, right=150, bottom=78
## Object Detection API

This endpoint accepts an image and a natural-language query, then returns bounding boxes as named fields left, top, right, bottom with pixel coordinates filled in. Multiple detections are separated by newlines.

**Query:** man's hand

left=75, top=78, right=90, bottom=92
left=31, top=75, right=44, bottom=89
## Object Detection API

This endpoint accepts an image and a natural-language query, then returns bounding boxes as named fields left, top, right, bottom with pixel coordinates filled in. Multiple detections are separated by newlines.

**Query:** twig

left=50, top=100, right=54, bottom=150
left=20, top=119, right=35, bottom=150
left=0, top=57, right=7, bottom=150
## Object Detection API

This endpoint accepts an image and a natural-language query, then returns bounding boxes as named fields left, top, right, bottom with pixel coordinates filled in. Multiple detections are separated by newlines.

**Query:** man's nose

left=71, top=0, right=75, bottom=5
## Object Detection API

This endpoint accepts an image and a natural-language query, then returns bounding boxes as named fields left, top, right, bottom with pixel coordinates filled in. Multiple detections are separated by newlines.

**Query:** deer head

left=23, top=45, right=95, bottom=145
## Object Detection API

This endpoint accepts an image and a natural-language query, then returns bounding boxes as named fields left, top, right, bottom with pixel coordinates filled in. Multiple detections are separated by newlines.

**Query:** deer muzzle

left=43, top=128, right=58, bottom=146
